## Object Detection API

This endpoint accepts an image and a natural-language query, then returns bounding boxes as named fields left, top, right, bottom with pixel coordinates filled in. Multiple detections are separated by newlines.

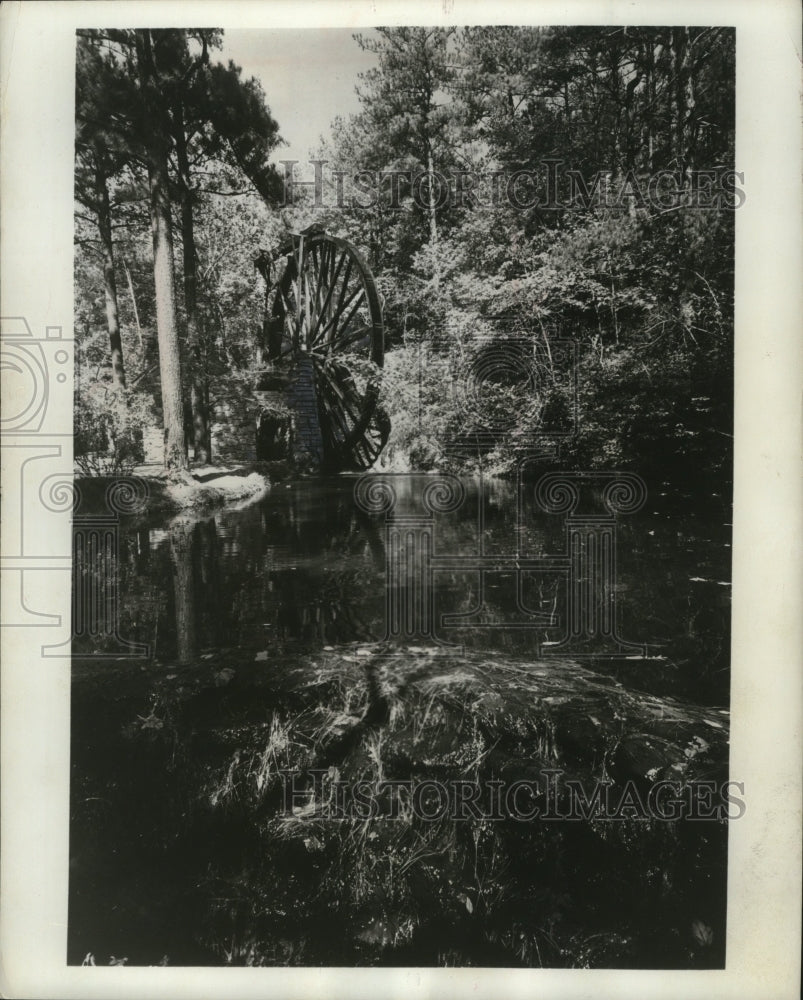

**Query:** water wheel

left=256, top=230, right=389, bottom=471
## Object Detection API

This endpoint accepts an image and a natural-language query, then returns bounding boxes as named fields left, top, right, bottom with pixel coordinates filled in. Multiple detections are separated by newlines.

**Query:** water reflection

left=169, top=519, right=197, bottom=665
left=115, top=476, right=730, bottom=702
left=69, top=476, right=731, bottom=968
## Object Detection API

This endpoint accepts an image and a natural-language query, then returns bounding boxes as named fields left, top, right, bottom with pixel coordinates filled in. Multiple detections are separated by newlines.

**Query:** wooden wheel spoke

left=308, top=249, right=348, bottom=344
left=316, top=376, right=360, bottom=446
left=319, top=393, right=353, bottom=443
left=311, top=243, right=329, bottom=322
left=328, top=257, right=354, bottom=333
left=278, top=285, right=299, bottom=352
left=265, top=233, right=385, bottom=469
left=315, top=285, right=366, bottom=347
left=294, top=237, right=305, bottom=335
left=316, top=363, right=364, bottom=422
left=322, top=375, right=379, bottom=453
left=329, top=324, right=373, bottom=354
left=330, top=291, right=369, bottom=346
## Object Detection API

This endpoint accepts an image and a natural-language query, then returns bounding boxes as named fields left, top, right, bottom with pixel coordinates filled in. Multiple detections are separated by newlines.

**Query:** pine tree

left=75, top=36, right=132, bottom=389
left=355, top=28, right=458, bottom=262
left=167, top=55, right=283, bottom=462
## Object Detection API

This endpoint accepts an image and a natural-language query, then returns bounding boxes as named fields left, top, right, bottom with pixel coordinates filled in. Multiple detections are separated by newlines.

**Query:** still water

left=69, top=475, right=731, bottom=968
left=108, top=474, right=730, bottom=700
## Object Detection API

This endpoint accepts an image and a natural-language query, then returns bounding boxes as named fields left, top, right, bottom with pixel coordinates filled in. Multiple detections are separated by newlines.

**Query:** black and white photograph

left=0, top=1, right=801, bottom=997
left=68, top=20, right=737, bottom=968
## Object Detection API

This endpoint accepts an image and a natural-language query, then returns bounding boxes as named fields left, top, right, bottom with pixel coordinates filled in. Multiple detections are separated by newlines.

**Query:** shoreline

left=74, top=462, right=288, bottom=519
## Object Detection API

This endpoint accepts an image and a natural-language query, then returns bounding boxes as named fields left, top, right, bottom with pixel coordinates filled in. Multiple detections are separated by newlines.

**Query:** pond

left=69, top=473, right=732, bottom=968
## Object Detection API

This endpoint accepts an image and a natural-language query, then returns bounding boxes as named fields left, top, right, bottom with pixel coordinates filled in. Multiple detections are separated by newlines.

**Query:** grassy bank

left=70, top=642, right=728, bottom=968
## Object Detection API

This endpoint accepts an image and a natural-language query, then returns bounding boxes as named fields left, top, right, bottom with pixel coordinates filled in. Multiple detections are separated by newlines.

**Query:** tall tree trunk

left=425, top=145, right=438, bottom=246
left=671, top=28, right=688, bottom=173
left=670, top=28, right=698, bottom=176
left=149, top=155, right=189, bottom=473
left=590, top=51, right=600, bottom=165
left=425, top=143, right=440, bottom=289
left=95, top=165, right=126, bottom=389
left=122, top=260, right=143, bottom=349
left=644, top=42, right=656, bottom=172
left=135, top=30, right=188, bottom=474
left=683, top=28, right=697, bottom=174
left=174, top=108, right=211, bottom=464
left=608, top=47, right=623, bottom=177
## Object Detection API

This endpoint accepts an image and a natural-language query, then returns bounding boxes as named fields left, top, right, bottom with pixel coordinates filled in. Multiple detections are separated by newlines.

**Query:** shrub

left=74, top=385, right=152, bottom=475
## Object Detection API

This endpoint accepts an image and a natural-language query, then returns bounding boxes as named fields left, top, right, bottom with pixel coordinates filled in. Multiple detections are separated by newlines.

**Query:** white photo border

left=1, top=1, right=801, bottom=998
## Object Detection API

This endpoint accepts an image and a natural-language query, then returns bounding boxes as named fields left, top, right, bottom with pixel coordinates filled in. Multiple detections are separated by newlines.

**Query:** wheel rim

left=268, top=235, right=387, bottom=470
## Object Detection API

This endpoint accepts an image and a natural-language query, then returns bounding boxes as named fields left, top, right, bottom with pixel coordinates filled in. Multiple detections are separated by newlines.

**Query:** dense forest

left=75, top=26, right=735, bottom=489
left=69, top=27, right=737, bottom=969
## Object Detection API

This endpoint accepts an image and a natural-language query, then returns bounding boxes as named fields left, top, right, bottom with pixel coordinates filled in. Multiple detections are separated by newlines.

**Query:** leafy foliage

left=316, top=26, right=735, bottom=484
left=75, top=26, right=734, bottom=488
left=74, top=385, right=153, bottom=475
left=74, top=28, right=285, bottom=470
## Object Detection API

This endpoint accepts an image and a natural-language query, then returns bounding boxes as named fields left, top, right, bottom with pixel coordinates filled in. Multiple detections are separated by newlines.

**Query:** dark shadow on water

left=69, top=474, right=730, bottom=968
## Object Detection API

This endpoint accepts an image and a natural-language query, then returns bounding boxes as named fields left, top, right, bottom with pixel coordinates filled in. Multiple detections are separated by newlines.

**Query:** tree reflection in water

left=119, top=479, right=388, bottom=662
left=113, top=477, right=730, bottom=703
left=70, top=476, right=731, bottom=968
left=169, top=518, right=198, bottom=665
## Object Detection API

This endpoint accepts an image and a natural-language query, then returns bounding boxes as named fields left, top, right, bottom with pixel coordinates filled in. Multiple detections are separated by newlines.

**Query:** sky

left=214, top=29, right=379, bottom=169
